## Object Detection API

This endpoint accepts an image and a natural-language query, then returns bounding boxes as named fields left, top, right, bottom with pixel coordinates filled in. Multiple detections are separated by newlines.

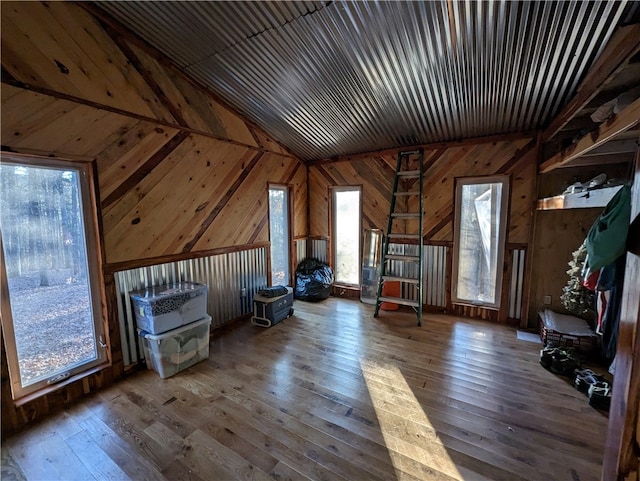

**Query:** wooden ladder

left=374, top=149, right=424, bottom=326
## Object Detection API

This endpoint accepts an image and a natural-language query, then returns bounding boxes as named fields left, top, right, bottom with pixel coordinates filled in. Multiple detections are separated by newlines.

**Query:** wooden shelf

left=537, top=184, right=624, bottom=210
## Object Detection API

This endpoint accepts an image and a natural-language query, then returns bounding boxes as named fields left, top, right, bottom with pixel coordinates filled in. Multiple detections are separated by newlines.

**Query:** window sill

left=12, top=362, right=110, bottom=407
left=452, top=301, right=499, bottom=311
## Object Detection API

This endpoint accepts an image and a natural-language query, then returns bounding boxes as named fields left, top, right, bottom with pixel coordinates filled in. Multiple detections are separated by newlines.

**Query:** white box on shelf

left=129, top=282, right=208, bottom=334
left=138, top=315, right=211, bottom=379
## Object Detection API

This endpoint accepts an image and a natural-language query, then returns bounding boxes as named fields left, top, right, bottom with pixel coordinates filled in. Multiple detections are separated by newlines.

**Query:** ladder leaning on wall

left=374, top=149, right=424, bottom=326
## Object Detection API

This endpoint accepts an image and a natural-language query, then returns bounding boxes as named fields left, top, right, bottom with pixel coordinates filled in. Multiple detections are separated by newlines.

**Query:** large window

left=332, top=187, right=361, bottom=286
left=452, top=176, right=509, bottom=308
left=268, top=185, right=291, bottom=286
left=0, top=155, right=107, bottom=400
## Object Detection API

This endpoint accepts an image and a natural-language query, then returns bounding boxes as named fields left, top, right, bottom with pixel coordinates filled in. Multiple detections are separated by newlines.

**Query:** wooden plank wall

left=527, top=164, right=631, bottom=328
left=309, top=139, right=537, bottom=322
left=1, top=1, right=307, bottom=435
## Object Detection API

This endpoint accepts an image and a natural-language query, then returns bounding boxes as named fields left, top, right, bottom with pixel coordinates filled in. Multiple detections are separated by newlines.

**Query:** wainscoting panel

left=115, top=246, right=268, bottom=366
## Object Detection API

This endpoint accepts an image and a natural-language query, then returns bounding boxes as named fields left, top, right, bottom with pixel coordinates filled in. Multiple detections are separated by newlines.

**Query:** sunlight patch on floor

left=359, top=358, right=463, bottom=480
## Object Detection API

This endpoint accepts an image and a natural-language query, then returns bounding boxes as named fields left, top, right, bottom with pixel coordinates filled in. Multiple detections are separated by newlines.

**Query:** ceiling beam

left=540, top=97, right=640, bottom=173
left=550, top=154, right=634, bottom=169
left=583, top=138, right=639, bottom=156
left=541, top=23, right=640, bottom=143
left=310, top=132, right=535, bottom=165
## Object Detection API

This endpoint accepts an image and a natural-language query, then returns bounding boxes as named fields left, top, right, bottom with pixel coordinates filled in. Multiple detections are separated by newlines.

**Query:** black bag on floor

left=295, top=258, right=333, bottom=301
left=258, top=285, right=289, bottom=298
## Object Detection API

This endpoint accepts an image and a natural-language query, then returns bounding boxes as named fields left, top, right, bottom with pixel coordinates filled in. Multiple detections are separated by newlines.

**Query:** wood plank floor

left=2, top=298, right=609, bottom=481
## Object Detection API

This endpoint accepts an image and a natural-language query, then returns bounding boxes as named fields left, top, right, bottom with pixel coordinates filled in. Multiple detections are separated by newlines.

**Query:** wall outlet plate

left=543, top=295, right=552, bottom=305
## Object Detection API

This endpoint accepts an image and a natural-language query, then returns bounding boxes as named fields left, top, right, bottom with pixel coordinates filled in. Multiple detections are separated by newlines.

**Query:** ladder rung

left=391, top=213, right=420, bottom=218
left=397, top=170, right=420, bottom=178
left=387, top=233, right=421, bottom=239
left=382, top=276, right=419, bottom=284
left=394, top=191, right=420, bottom=196
left=400, top=150, right=421, bottom=156
left=378, top=296, right=420, bottom=308
left=385, top=254, right=419, bottom=262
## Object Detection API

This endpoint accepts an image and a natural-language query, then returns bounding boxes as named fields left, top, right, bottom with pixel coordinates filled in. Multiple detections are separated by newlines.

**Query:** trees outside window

left=0, top=155, right=106, bottom=400
left=268, top=185, right=291, bottom=286
left=452, top=176, right=509, bottom=309
left=332, top=187, right=361, bottom=286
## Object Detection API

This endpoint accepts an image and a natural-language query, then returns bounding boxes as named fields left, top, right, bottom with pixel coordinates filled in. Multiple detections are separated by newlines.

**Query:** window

left=332, top=187, right=361, bottom=286
left=0, top=155, right=107, bottom=400
left=268, top=185, right=291, bottom=286
left=452, top=176, right=509, bottom=308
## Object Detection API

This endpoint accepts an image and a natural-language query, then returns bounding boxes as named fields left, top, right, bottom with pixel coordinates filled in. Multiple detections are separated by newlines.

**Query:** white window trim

left=451, top=175, right=510, bottom=310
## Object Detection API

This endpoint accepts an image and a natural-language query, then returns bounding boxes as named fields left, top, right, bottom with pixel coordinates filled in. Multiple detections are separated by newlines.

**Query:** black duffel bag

left=258, top=285, right=289, bottom=298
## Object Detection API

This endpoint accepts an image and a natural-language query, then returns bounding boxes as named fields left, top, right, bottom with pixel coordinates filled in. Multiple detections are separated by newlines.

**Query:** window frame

left=331, top=185, right=362, bottom=287
left=0, top=153, right=109, bottom=402
left=451, top=175, right=510, bottom=309
left=267, top=183, right=293, bottom=287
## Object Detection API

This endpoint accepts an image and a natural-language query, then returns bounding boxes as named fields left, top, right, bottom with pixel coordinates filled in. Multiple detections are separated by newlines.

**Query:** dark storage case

left=251, top=287, right=294, bottom=327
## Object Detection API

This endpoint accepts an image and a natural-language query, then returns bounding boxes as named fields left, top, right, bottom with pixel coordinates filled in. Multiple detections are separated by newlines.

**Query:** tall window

left=0, top=155, right=107, bottom=400
left=268, top=185, right=290, bottom=286
left=452, top=176, right=509, bottom=308
left=332, top=187, right=361, bottom=286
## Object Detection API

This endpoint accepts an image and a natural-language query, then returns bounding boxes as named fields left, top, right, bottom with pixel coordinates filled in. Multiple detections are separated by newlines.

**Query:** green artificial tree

left=560, top=240, right=595, bottom=319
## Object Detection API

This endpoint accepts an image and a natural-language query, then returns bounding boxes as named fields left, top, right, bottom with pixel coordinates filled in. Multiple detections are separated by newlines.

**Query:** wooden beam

left=103, top=242, right=270, bottom=274
left=101, top=130, right=190, bottom=208
left=0, top=79, right=275, bottom=155
left=181, top=151, right=266, bottom=253
left=536, top=185, right=624, bottom=210
left=99, top=22, right=187, bottom=126
left=542, top=24, right=640, bottom=143
left=310, top=132, right=536, bottom=165
left=582, top=138, right=639, bottom=156
left=603, top=144, right=640, bottom=481
left=540, top=97, right=640, bottom=173
left=547, top=153, right=634, bottom=169
left=78, top=2, right=299, bottom=161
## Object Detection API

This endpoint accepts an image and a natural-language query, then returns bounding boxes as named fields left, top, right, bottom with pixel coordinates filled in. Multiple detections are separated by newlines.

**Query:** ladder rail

left=374, top=149, right=424, bottom=325
left=374, top=152, right=403, bottom=314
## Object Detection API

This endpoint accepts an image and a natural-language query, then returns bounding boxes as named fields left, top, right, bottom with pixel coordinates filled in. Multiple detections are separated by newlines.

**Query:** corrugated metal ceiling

left=96, top=1, right=628, bottom=161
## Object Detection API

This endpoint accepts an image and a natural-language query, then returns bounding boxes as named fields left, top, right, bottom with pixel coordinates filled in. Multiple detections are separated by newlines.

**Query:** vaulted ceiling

left=95, top=1, right=638, bottom=162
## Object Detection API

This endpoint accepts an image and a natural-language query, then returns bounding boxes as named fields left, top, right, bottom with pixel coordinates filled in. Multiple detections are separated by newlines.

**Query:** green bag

left=586, top=185, right=631, bottom=272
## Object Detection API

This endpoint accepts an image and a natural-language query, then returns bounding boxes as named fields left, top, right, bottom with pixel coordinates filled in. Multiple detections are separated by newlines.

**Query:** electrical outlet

left=543, top=295, right=552, bottom=305
left=241, top=287, right=247, bottom=297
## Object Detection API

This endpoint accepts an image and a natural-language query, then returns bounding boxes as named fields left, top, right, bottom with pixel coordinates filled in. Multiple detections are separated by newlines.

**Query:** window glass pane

left=334, top=189, right=360, bottom=285
left=269, top=186, right=289, bottom=286
left=0, top=163, right=99, bottom=387
left=455, top=181, right=504, bottom=305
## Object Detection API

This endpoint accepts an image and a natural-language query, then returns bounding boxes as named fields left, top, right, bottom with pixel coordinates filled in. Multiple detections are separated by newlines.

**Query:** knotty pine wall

left=527, top=164, right=632, bottom=328
left=309, top=138, right=538, bottom=322
left=1, top=1, right=307, bottom=435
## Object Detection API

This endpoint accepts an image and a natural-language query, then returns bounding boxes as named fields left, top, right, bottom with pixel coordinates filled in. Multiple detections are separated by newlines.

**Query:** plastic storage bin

left=139, top=315, right=211, bottom=378
left=130, top=282, right=208, bottom=334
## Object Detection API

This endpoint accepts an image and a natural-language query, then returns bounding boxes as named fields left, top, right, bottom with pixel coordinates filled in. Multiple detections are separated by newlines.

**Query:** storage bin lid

left=138, top=314, right=212, bottom=340
left=129, top=282, right=207, bottom=302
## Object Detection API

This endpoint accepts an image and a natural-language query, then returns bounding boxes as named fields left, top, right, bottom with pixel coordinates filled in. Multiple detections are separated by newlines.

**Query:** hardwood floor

left=2, top=297, right=609, bottom=481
